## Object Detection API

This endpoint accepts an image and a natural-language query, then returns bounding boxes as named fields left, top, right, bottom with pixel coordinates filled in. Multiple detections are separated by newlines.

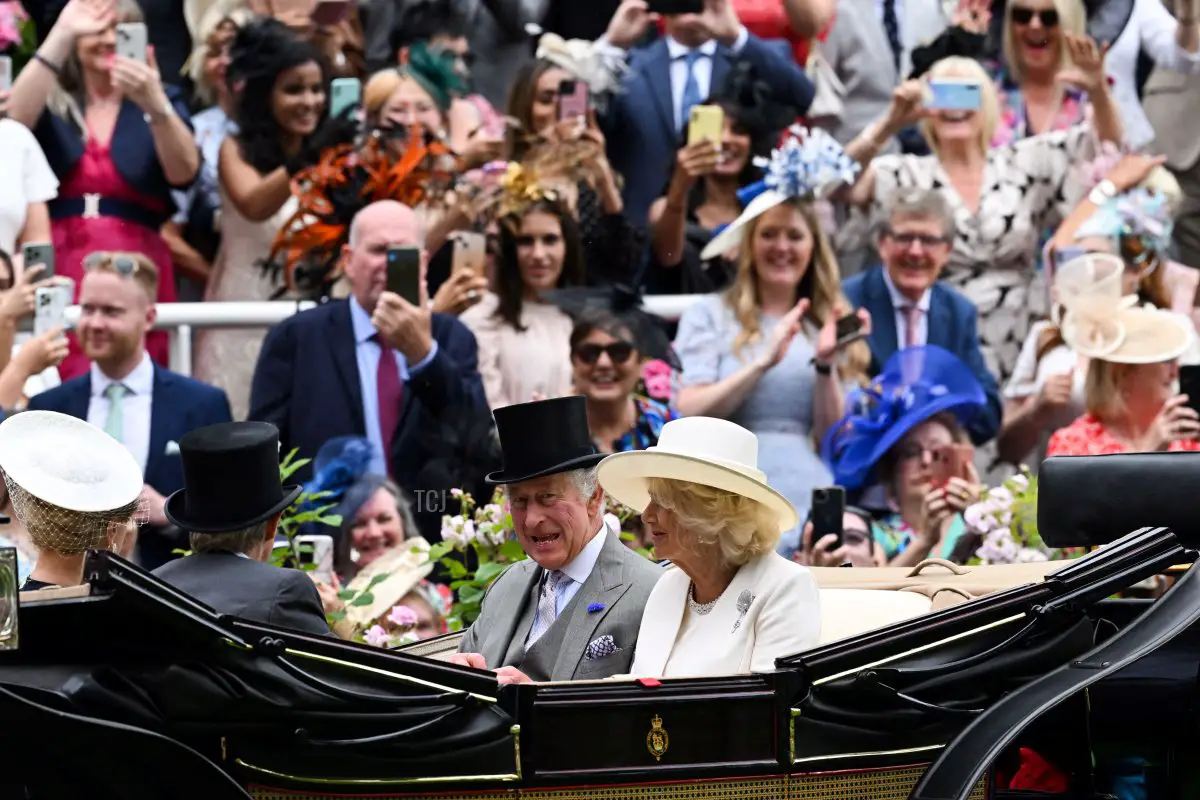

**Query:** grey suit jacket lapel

left=550, top=527, right=634, bottom=681
left=481, top=560, right=540, bottom=669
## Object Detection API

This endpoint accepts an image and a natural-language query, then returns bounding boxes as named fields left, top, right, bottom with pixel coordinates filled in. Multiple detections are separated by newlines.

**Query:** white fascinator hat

left=1055, top=253, right=1194, bottom=364
left=596, top=417, right=799, bottom=532
left=700, top=125, right=860, bottom=261
left=0, top=411, right=144, bottom=554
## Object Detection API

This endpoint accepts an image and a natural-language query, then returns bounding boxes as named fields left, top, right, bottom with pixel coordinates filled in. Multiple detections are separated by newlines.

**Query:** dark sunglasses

left=886, top=231, right=950, bottom=248
left=1010, top=6, right=1060, bottom=26
left=573, top=341, right=635, bottom=365
left=83, top=252, right=143, bottom=277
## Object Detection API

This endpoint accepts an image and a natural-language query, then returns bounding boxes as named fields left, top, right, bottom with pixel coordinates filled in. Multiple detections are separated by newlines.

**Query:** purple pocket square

left=585, top=634, right=619, bottom=660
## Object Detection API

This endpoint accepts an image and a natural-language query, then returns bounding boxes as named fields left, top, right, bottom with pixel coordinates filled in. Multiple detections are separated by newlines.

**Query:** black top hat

left=486, top=396, right=605, bottom=484
left=164, top=422, right=303, bottom=533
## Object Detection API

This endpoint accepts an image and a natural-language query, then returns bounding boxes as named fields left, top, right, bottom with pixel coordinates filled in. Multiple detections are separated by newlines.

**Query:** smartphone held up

left=386, top=246, right=422, bottom=307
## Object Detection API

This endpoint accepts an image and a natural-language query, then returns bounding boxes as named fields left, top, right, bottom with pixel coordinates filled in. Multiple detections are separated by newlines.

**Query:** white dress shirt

left=87, top=351, right=154, bottom=474
left=525, top=521, right=609, bottom=645
left=664, top=28, right=750, bottom=132
left=882, top=269, right=931, bottom=348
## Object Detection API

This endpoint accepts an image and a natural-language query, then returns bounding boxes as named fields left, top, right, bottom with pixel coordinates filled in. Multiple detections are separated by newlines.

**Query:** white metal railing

left=54, top=296, right=698, bottom=377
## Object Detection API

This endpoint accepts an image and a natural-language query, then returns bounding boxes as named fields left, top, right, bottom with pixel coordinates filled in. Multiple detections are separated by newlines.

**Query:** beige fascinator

left=183, top=0, right=253, bottom=87
left=535, top=33, right=626, bottom=109
left=1055, top=253, right=1194, bottom=364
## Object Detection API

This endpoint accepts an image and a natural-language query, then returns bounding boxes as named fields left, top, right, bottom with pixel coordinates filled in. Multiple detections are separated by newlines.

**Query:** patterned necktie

left=528, top=570, right=566, bottom=647
left=678, top=50, right=705, bottom=134
left=902, top=304, right=923, bottom=350
left=881, top=0, right=902, bottom=75
left=372, top=334, right=403, bottom=476
left=104, top=383, right=127, bottom=443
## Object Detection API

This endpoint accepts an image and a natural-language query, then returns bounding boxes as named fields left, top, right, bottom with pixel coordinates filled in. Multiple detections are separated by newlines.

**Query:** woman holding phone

left=193, top=18, right=332, bottom=421
left=6, top=0, right=198, bottom=381
left=842, top=43, right=1122, bottom=387
left=823, top=346, right=987, bottom=567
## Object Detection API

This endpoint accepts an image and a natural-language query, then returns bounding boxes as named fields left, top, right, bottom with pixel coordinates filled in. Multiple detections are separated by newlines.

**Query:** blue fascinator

left=821, top=346, right=986, bottom=490
left=701, top=125, right=860, bottom=260
left=300, top=436, right=386, bottom=533
left=1075, top=188, right=1174, bottom=273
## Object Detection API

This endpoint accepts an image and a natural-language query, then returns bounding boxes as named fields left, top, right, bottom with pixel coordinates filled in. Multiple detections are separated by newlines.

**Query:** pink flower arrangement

left=0, top=1, right=26, bottom=52
left=642, top=359, right=672, bottom=401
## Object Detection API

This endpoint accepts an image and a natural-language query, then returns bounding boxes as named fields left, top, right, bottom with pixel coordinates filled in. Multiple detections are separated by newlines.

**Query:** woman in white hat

left=598, top=417, right=820, bottom=678
left=0, top=411, right=143, bottom=591
left=1046, top=300, right=1200, bottom=457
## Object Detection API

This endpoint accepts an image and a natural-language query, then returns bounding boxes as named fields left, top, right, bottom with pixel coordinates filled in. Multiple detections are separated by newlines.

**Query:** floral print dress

left=869, top=123, right=1100, bottom=385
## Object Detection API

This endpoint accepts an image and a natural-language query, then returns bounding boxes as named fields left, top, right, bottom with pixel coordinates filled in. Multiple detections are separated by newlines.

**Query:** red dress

left=1046, top=414, right=1200, bottom=457
left=52, top=128, right=176, bottom=380
left=733, top=0, right=811, bottom=65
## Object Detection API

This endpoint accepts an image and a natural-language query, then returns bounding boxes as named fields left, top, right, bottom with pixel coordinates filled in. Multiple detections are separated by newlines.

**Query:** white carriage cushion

left=817, top=588, right=932, bottom=645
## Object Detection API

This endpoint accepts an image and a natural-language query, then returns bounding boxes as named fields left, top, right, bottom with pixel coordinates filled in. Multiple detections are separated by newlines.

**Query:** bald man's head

left=343, top=201, right=424, bottom=313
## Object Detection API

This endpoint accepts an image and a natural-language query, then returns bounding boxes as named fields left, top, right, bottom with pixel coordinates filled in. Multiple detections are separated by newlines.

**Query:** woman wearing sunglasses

left=567, top=308, right=680, bottom=454
left=911, top=0, right=1200, bottom=152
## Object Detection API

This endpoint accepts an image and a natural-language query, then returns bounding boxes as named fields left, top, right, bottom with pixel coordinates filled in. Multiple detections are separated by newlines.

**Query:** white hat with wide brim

left=0, top=411, right=143, bottom=512
left=699, top=189, right=789, bottom=262
left=597, top=417, right=799, bottom=532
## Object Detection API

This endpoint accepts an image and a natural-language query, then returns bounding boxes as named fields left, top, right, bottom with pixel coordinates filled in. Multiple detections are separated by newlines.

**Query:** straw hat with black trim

left=343, top=538, right=435, bottom=627
left=597, top=417, right=799, bottom=532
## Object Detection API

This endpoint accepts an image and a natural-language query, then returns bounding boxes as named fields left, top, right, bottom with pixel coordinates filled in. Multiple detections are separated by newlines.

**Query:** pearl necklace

left=687, top=582, right=722, bottom=616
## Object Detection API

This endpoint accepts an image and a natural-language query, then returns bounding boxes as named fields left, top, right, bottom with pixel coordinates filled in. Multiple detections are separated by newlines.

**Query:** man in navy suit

left=249, top=200, right=487, bottom=507
left=843, top=189, right=1002, bottom=445
left=598, top=0, right=816, bottom=225
left=27, top=253, right=232, bottom=568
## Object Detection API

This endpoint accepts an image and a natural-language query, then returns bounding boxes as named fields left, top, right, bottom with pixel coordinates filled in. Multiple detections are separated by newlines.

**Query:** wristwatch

left=144, top=100, right=176, bottom=126
left=1088, top=178, right=1117, bottom=207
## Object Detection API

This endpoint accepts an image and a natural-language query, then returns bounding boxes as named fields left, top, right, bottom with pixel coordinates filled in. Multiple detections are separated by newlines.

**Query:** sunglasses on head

left=573, top=341, right=635, bottom=365
left=1010, top=6, right=1059, bottom=27
left=83, top=252, right=142, bottom=277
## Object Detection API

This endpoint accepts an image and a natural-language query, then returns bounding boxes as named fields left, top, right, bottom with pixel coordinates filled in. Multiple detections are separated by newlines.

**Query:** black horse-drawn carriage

left=2, top=453, right=1200, bottom=800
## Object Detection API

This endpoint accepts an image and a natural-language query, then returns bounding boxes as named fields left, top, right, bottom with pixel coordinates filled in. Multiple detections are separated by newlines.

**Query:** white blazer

left=630, top=552, right=821, bottom=678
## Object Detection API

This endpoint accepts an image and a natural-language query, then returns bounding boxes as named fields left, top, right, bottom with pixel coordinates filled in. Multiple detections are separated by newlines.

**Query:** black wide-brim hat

left=485, top=395, right=605, bottom=484
left=164, top=421, right=303, bottom=533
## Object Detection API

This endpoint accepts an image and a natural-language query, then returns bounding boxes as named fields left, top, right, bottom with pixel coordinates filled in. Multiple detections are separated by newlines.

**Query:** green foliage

left=270, top=449, right=343, bottom=570
left=427, top=487, right=654, bottom=631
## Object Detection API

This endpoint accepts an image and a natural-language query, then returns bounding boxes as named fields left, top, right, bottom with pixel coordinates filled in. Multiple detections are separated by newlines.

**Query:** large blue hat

left=821, top=346, right=986, bottom=490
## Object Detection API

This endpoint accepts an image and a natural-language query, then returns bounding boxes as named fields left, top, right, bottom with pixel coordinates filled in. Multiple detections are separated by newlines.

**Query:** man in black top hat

left=451, top=396, right=662, bottom=684
left=152, top=421, right=331, bottom=637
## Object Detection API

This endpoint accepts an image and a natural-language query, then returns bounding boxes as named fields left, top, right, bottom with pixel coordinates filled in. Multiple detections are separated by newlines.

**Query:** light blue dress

left=674, top=294, right=835, bottom=556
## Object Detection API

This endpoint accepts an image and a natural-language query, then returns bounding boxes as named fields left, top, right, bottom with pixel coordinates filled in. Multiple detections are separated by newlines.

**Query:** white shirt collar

left=90, top=351, right=154, bottom=397
left=559, top=520, right=608, bottom=586
left=882, top=268, right=932, bottom=313
left=665, top=36, right=718, bottom=61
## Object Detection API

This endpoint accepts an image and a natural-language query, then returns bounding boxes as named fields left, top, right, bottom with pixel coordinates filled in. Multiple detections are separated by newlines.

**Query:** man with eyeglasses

left=26, top=251, right=233, bottom=569
left=842, top=188, right=1001, bottom=446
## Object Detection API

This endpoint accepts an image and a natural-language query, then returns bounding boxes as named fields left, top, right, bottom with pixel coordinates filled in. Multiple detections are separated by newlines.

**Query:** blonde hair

left=84, top=251, right=160, bottom=300
left=919, top=57, right=1001, bottom=157
left=1002, top=0, right=1087, bottom=84
left=646, top=478, right=782, bottom=569
left=48, top=0, right=145, bottom=140
left=363, top=69, right=443, bottom=128
left=1084, top=359, right=1131, bottom=421
left=724, top=197, right=869, bottom=381
left=1143, top=166, right=1183, bottom=217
